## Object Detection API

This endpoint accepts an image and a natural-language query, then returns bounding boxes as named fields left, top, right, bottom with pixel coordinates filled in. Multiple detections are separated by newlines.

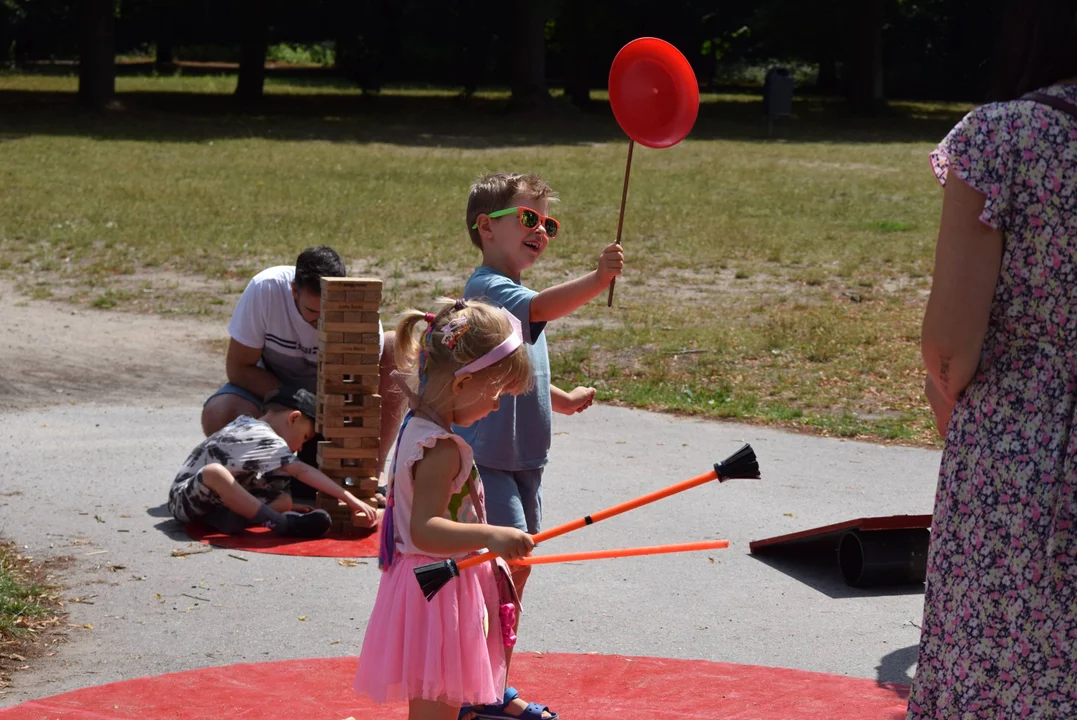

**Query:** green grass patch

left=866, top=219, right=914, bottom=232
left=0, top=73, right=968, bottom=444
left=0, top=544, right=59, bottom=639
left=90, top=289, right=136, bottom=310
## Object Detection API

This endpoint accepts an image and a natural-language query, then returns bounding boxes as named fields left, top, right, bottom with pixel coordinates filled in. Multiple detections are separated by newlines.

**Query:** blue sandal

left=462, top=687, right=558, bottom=720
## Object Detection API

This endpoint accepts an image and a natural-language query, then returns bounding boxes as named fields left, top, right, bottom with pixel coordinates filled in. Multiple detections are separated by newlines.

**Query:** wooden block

left=319, top=377, right=379, bottom=395
left=321, top=322, right=380, bottom=333
left=322, top=276, right=382, bottom=288
left=316, top=351, right=380, bottom=364
left=318, top=416, right=379, bottom=430
left=343, top=332, right=380, bottom=344
left=323, top=311, right=344, bottom=323
left=339, top=437, right=380, bottom=449
left=316, top=497, right=352, bottom=516
left=317, top=407, right=380, bottom=423
left=319, top=466, right=380, bottom=481
left=319, top=374, right=379, bottom=384
left=317, top=420, right=379, bottom=436
left=354, top=477, right=381, bottom=495
left=320, top=329, right=378, bottom=344
left=319, top=402, right=381, bottom=414
left=318, top=342, right=381, bottom=354
left=317, top=491, right=347, bottom=507
left=329, top=515, right=378, bottom=536
left=318, top=416, right=380, bottom=430
left=315, top=475, right=380, bottom=495
left=328, top=454, right=380, bottom=465
left=338, top=311, right=380, bottom=324
left=318, top=401, right=378, bottom=416
left=319, top=373, right=380, bottom=386
left=317, top=410, right=381, bottom=427
left=319, top=426, right=380, bottom=439
left=321, top=393, right=381, bottom=407
left=320, top=397, right=379, bottom=409
left=342, top=353, right=380, bottom=365
left=321, top=277, right=382, bottom=295
left=319, top=364, right=380, bottom=376
left=322, top=299, right=381, bottom=311
left=318, top=444, right=380, bottom=460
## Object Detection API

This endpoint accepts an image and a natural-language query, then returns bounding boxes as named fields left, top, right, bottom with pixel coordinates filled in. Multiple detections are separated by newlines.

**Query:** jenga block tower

left=316, top=277, right=384, bottom=534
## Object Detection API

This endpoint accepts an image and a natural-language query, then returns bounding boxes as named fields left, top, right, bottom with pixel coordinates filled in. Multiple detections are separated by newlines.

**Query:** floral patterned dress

left=908, top=84, right=1077, bottom=718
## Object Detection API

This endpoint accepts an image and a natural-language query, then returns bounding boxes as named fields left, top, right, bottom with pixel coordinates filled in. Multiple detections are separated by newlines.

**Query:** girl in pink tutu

left=354, top=298, right=534, bottom=720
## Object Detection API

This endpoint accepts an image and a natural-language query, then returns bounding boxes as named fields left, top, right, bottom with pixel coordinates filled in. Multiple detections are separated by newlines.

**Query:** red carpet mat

left=185, top=523, right=380, bottom=558
left=0, top=653, right=910, bottom=719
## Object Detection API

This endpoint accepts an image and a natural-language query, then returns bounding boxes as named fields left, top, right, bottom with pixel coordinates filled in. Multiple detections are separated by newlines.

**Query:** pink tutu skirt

left=353, top=553, right=507, bottom=707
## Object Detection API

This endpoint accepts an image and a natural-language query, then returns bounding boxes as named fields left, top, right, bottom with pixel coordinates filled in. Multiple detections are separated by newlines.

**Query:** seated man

left=201, top=246, right=403, bottom=502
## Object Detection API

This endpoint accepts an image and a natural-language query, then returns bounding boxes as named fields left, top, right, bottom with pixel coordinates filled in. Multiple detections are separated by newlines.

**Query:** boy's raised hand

left=596, top=242, right=625, bottom=283
left=553, top=385, right=596, bottom=415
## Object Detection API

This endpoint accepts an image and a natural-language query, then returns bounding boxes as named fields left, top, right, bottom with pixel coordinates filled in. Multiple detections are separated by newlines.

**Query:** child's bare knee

left=200, top=464, right=233, bottom=491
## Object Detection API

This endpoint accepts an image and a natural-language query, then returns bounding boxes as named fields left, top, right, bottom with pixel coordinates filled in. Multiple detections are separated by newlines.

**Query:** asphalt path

left=0, top=403, right=941, bottom=707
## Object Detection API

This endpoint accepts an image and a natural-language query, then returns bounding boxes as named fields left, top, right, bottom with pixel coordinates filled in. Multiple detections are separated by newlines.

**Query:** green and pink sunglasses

left=472, top=206, right=560, bottom=239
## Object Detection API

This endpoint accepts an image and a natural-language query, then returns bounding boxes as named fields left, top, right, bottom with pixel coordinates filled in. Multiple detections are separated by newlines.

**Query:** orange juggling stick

left=509, top=539, right=729, bottom=566
left=415, top=444, right=758, bottom=601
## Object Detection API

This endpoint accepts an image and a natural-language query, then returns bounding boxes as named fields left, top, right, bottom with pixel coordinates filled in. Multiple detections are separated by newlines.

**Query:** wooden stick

left=607, top=138, right=634, bottom=307
left=509, top=539, right=729, bottom=566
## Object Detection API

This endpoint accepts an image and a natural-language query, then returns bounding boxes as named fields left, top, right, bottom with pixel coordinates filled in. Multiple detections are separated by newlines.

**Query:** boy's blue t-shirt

left=453, top=266, right=551, bottom=471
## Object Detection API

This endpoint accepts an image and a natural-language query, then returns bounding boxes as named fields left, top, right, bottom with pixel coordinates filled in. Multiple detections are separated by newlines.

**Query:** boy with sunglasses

left=453, top=171, right=624, bottom=720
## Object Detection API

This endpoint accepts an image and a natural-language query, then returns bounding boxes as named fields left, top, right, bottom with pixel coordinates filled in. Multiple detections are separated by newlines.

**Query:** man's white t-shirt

left=227, top=266, right=383, bottom=394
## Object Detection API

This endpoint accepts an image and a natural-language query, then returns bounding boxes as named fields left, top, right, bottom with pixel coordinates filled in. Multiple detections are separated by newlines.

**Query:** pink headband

left=454, top=309, right=523, bottom=377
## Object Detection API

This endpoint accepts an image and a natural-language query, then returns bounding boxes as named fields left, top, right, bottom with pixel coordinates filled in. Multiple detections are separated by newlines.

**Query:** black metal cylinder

left=838, top=528, right=930, bottom=588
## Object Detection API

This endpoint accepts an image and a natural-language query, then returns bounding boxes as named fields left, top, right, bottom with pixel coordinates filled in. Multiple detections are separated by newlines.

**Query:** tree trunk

left=235, top=0, right=268, bottom=102
left=156, top=36, right=174, bottom=70
left=845, top=0, right=885, bottom=114
left=817, top=50, right=840, bottom=94
left=78, top=0, right=115, bottom=109
left=457, top=0, right=484, bottom=97
left=558, top=2, right=591, bottom=107
left=510, top=0, right=549, bottom=109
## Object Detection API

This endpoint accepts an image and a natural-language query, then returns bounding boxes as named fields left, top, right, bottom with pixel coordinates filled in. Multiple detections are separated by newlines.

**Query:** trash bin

left=763, top=66, right=794, bottom=136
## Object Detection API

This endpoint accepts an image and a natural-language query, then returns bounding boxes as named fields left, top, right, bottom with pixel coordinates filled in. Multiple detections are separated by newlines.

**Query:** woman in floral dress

left=912, top=1, right=1077, bottom=717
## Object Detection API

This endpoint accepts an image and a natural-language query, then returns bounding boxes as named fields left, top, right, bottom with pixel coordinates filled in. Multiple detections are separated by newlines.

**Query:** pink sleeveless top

left=388, top=416, right=487, bottom=559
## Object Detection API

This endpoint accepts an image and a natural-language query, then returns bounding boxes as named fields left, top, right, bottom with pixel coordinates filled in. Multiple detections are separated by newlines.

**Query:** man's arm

left=225, top=339, right=281, bottom=400
left=530, top=242, right=623, bottom=323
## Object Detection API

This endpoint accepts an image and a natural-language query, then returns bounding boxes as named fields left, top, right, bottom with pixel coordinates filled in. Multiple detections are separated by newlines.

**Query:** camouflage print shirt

left=172, top=415, right=297, bottom=498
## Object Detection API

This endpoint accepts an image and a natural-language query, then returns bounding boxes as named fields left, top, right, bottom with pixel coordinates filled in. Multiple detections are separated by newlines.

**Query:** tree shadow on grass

left=0, top=81, right=969, bottom=148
